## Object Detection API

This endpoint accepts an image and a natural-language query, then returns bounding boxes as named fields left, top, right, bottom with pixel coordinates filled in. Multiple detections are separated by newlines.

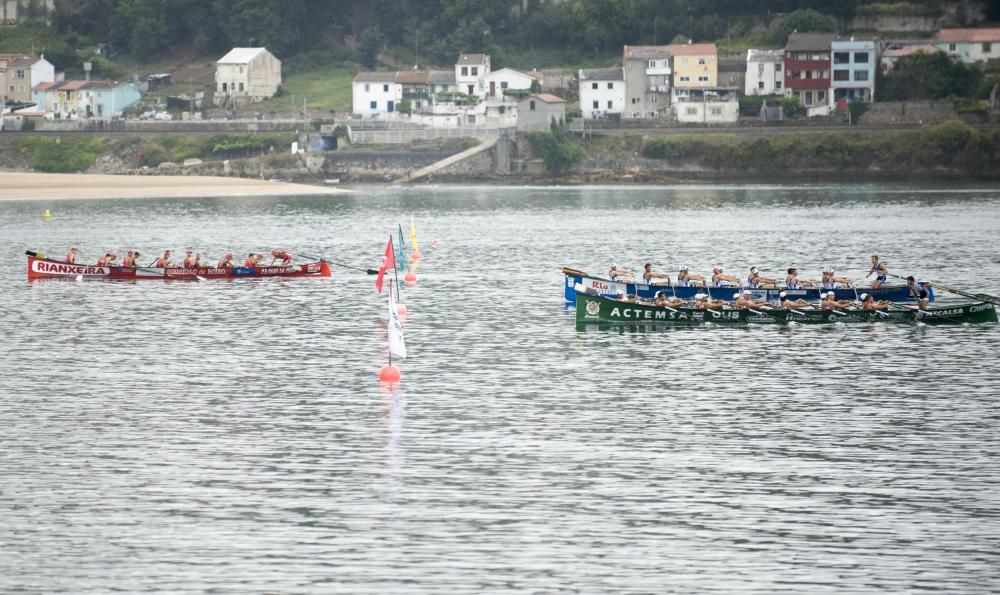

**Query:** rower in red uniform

left=182, top=251, right=198, bottom=269
left=243, top=253, right=260, bottom=268
left=121, top=250, right=135, bottom=267
left=217, top=251, right=235, bottom=268
left=65, top=246, right=78, bottom=263
left=270, top=249, right=293, bottom=266
left=153, top=250, right=174, bottom=268
left=96, top=253, right=118, bottom=266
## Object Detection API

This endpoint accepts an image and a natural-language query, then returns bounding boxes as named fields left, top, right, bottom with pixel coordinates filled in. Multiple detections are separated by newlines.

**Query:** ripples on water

left=1, top=184, right=999, bottom=593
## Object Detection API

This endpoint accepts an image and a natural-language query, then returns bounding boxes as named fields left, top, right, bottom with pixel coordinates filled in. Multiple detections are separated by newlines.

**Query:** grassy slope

left=253, top=68, right=356, bottom=114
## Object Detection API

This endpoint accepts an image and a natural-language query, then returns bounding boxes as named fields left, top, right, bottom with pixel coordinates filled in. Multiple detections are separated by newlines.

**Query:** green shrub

left=642, top=138, right=691, bottom=159
left=781, top=96, right=805, bottom=118
left=19, top=137, right=103, bottom=172
left=527, top=121, right=583, bottom=173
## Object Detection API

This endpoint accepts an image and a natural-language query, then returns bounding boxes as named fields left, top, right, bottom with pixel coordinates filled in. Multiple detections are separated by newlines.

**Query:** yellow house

left=667, top=42, right=717, bottom=98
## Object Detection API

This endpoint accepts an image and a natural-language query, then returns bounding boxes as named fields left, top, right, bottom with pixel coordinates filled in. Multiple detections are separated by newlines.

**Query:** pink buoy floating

left=404, top=271, right=417, bottom=285
left=379, top=365, right=401, bottom=383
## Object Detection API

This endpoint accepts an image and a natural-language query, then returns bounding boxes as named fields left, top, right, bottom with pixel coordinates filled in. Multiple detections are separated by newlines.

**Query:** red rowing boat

left=27, top=254, right=331, bottom=281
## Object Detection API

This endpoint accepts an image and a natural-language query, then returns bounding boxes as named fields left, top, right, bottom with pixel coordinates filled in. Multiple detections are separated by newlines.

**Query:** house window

left=698, top=57, right=706, bottom=65
left=984, top=42, right=993, bottom=53
left=834, top=52, right=850, bottom=64
left=679, top=75, right=690, bottom=82
left=775, top=81, right=782, bottom=90
left=607, top=100, right=613, bottom=108
left=501, top=81, right=508, bottom=89
left=834, top=69, right=849, bottom=81
left=710, top=107, right=722, bottom=116
left=471, top=67, right=478, bottom=76
left=593, top=100, right=599, bottom=108
left=648, top=60, right=655, bottom=68
left=529, top=100, right=535, bottom=110
left=238, top=82, right=244, bottom=91
left=805, top=70, right=813, bottom=80
left=239, top=66, right=244, bottom=74
left=818, top=90, right=825, bottom=102
left=370, top=100, right=377, bottom=109
left=854, top=70, right=869, bottom=81
left=592, top=82, right=598, bottom=89
left=758, top=63, right=764, bottom=75
left=775, top=63, right=781, bottom=72
left=854, top=52, right=869, bottom=63
left=383, top=84, right=389, bottom=92
left=607, top=82, right=613, bottom=89
left=685, top=107, right=697, bottom=115
left=758, top=81, right=765, bottom=89
left=631, top=97, right=638, bottom=104
left=461, top=67, right=468, bottom=76
left=805, top=91, right=813, bottom=104
left=698, top=75, right=708, bottom=82
left=222, top=82, right=228, bottom=92
left=15, top=69, right=24, bottom=79
left=364, top=84, right=370, bottom=92
left=949, top=43, right=957, bottom=51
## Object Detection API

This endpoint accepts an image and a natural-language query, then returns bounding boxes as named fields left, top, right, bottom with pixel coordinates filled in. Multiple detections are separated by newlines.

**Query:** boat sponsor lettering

left=607, top=306, right=689, bottom=321
left=920, top=307, right=966, bottom=317
left=970, top=304, right=992, bottom=313
left=709, top=310, right=742, bottom=320
left=746, top=315, right=776, bottom=323
left=585, top=300, right=601, bottom=318
left=584, top=277, right=627, bottom=296
left=32, top=260, right=109, bottom=276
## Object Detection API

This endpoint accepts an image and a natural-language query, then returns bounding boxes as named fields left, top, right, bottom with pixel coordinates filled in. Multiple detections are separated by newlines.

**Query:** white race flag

left=388, top=290, right=407, bottom=359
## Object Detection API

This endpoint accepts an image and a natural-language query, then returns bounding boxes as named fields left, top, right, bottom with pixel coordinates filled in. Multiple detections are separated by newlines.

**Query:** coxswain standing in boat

left=711, top=266, right=740, bottom=288
left=917, top=281, right=933, bottom=310
left=821, top=267, right=853, bottom=289
left=779, top=291, right=811, bottom=310
left=747, top=266, right=776, bottom=289
left=65, top=246, right=79, bottom=263
left=785, top=267, right=815, bottom=289
left=642, top=263, right=671, bottom=285
left=608, top=263, right=634, bottom=282
left=217, top=252, right=235, bottom=268
left=154, top=250, right=174, bottom=268
left=676, top=266, right=705, bottom=287
left=859, top=293, right=891, bottom=311
left=271, top=249, right=293, bottom=266
left=96, top=253, right=118, bottom=266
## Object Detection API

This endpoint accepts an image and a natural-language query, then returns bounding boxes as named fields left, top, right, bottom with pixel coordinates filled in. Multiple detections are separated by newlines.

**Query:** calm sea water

left=1, top=184, right=999, bottom=593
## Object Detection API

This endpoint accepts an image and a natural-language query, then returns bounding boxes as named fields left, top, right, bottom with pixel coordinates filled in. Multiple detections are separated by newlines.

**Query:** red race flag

left=375, top=236, right=395, bottom=294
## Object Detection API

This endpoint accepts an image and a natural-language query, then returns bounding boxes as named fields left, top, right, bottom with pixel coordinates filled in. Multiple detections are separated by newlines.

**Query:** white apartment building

left=578, top=67, right=625, bottom=119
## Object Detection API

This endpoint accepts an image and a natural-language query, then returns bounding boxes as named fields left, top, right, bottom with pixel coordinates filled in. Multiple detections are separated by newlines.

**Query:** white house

left=744, top=49, right=783, bottom=96
left=352, top=72, right=401, bottom=117
left=673, top=96, right=739, bottom=124
left=455, top=53, right=490, bottom=97
left=934, top=28, right=1000, bottom=63
left=831, top=37, right=877, bottom=105
left=215, top=47, right=281, bottom=106
left=481, top=67, right=536, bottom=100
left=578, top=67, right=625, bottom=119
left=0, top=53, right=55, bottom=104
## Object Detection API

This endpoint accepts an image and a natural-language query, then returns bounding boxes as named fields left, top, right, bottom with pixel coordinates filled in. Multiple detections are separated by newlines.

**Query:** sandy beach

left=0, top=172, right=349, bottom=200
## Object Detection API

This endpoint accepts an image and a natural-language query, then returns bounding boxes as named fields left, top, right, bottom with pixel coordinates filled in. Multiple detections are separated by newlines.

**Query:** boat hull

left=574, top=291, right=996, bottom=326
left=27, top=256, right=332, bottom=281
left=563, top=269, right=918, bottom=304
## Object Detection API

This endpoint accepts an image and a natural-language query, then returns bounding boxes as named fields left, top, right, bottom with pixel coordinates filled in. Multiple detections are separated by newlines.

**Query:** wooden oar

left=885, top=272, right=1000, bottom=306
left=297, top=252, right=378, bottom=274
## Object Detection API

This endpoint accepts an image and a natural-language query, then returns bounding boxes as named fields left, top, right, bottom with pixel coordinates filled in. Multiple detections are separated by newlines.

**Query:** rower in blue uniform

left=865, top=255, right=889, bottom=288
left=711, top=266, right=740, bottom=288
left=608, top=263, right=634, bottom=282
left=785, top=267, right=816, bottom=289
left=642, top=263, right=671, bottom=285
left=677, top=266, right=705, bottom=287
left=747, top=266, right=776, bottom=288
left=821, top=266, right=853, bottom=289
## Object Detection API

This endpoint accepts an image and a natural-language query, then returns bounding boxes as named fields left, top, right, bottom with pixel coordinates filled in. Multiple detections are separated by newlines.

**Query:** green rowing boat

left=574, top=291, right=998, bottom=326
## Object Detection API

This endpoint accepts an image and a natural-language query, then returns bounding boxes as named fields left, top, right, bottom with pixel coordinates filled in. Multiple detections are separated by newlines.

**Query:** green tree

left=357, top=24, right=386, bottom=68
left=881, top=51, right=983, bottom=100
left=775, top=9, right=835, bottom=44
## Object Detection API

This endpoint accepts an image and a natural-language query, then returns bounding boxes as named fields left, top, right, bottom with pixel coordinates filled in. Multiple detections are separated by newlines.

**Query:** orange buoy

left=410, top=251, right=421, bottom=262
left=403, top=271, right=417, bottom=285
left=379, top=365, right=401, bottom=383
left=395, top=303, right=408, bottom=315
